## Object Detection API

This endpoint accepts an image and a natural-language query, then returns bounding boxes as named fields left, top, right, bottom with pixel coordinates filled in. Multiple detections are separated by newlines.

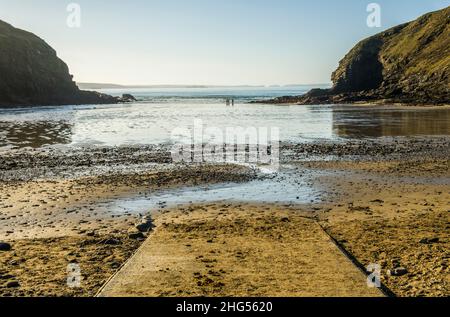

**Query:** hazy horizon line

left=77, top=82, right=333, bottom=89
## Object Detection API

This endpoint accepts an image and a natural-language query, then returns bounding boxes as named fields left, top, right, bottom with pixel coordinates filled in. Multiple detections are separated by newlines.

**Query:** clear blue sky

left=0, top=0, right=448, bottom=85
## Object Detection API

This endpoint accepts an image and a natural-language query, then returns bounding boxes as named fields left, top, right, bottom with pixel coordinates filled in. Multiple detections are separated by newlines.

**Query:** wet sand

left=308, top=160, right=449, bottom=297
left=0, top=137, right=449, bottom=297
left=0, top=234, right=141, bottom=297
left=0, top=163, right=257, bottom=296
left=97, top=158, right=449, bottom=297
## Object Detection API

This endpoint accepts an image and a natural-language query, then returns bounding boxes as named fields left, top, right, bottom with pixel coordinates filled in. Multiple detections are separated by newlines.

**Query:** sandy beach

left=0, top=136, right=448, bottom=297
left=311, top=159, right=449, bottom=297
left=1, top=1, right=449, bottom=306
left=0, top=160, right=257, bottom=296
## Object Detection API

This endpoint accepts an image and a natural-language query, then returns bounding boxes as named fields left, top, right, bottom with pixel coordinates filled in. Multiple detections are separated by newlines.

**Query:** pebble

left=0, top=242, right=12, bottom=251
left=6, top=281, right=20, bottom=288
left=419, top=237, right=439, bottom=244
left=0, top=274, right=15, bottom=280
left=136, top=218, right=154, bottom=233
left=110, top=262, right=121, bottom=269
left=103, top=238, right=121, bottom=245
left=389, top=267, right=408, bottom=277
left=128, top=232, right=145, bottom=240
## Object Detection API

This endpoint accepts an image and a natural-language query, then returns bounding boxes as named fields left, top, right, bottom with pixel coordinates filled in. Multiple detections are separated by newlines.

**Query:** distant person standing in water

left=232, top=99, right=235, bottom=106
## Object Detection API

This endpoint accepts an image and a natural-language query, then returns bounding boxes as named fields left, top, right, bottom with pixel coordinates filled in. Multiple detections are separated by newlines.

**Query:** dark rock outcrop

left=120, top=94, right=138, bottom=102
left=260, top=6, right=450, bottom=105
left=0, top=20, right=119, bottom=108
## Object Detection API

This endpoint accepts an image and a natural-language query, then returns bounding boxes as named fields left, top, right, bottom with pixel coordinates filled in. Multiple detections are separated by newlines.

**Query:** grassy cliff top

left=331, top=6, right=449, bottom=99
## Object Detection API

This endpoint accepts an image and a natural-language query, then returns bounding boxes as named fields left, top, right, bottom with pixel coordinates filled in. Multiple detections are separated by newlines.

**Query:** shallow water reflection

left=103, top=166, right=324, bottom=215
left=0, top=120, right=73, bottom=150
left=1, top=101, right=449, bottom=151
left=332, top=106, right=450, bottom=138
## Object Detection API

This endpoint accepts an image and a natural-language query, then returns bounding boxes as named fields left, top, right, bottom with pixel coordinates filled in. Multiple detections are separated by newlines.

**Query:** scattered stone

left=6, top=281, right=20, bottom=288
left=0, top=242, right=11, bottom=251
left=103, top=238, right=121, bottom=245
left=110, top=262, right=121, bottom=269
left=389, top=267, right=408, bottom=277
left=0, top=274, right=15, bottom=280
left=419, top=237, right=439, bottom=244
left=129, top=232, right=145, bottom=240
left=349, top=206, right=371, bottom=212
left=136, top=217, right=154, bottom=233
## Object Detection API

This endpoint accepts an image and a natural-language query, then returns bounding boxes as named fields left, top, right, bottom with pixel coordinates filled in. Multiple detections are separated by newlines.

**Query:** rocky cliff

left=263, top=6, right=449, bottom=105
left=0, top=20, right=117, bottom=107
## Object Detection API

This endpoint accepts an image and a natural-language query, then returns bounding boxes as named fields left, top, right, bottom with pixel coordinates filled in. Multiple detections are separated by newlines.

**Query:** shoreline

left=1, top=99, right=449, bottom=115
left=251, top=99, right=450, bottom=109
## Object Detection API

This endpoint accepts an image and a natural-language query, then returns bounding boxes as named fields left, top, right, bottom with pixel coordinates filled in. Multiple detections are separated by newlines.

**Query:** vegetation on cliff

left=263, top=6, right=449, bottom=105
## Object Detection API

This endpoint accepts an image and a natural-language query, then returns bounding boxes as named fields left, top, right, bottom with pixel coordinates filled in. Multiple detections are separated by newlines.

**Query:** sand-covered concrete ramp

left=98, top=205, right=383, bottom=297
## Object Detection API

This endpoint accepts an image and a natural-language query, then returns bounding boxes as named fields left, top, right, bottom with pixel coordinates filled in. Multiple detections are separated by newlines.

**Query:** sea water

left=0, top=86, right=449, bottom=151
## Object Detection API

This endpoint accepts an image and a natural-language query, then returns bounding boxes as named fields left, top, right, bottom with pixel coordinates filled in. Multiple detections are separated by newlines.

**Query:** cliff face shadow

left=0, top=120, right=73, bottom=149
left=332, top=107, right=450, bottom=138
left=331, top=38, right=384, bottom=94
